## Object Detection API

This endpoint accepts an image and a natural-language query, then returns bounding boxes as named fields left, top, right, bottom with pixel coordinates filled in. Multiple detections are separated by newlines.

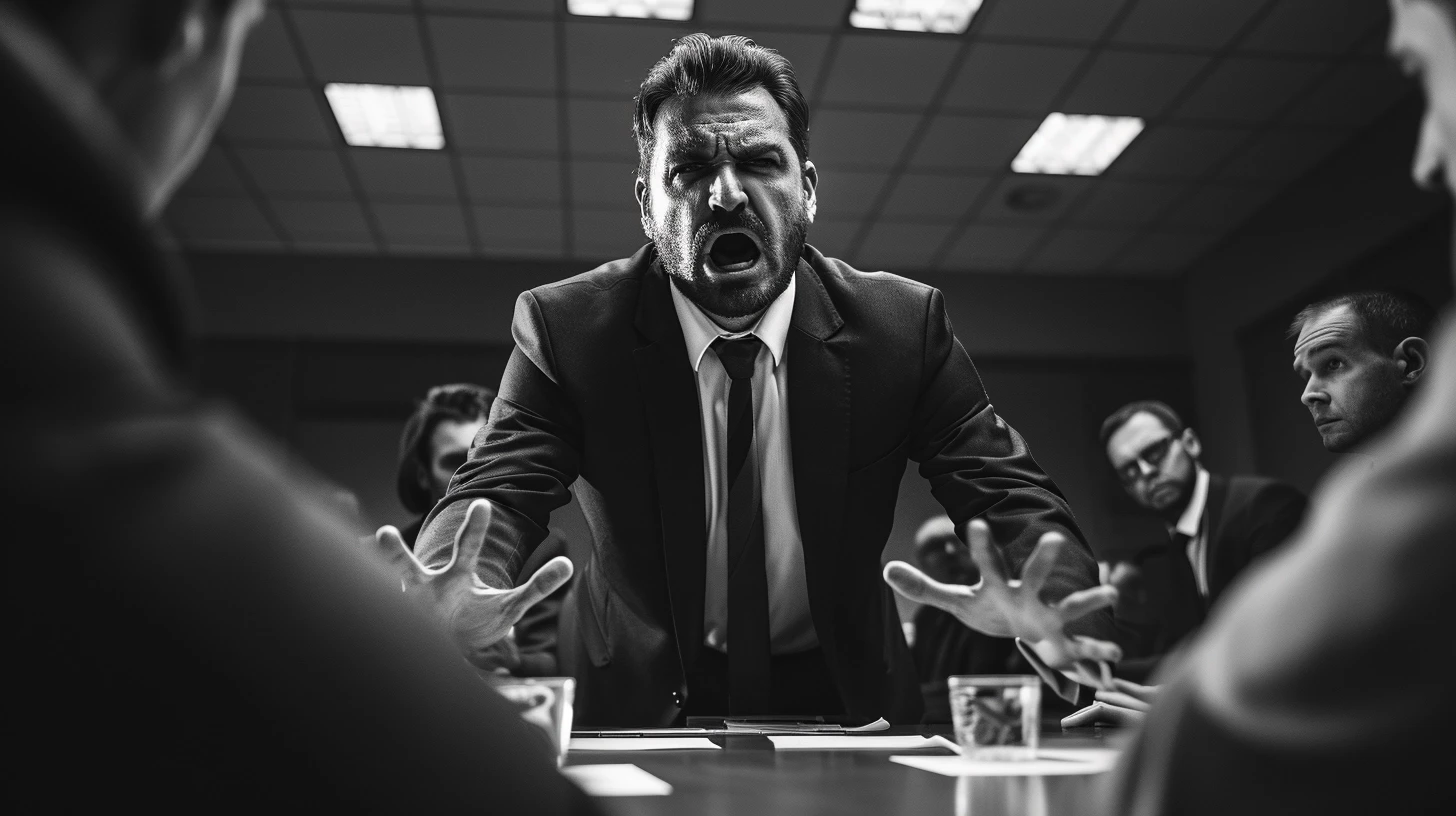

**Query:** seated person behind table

left=909, top=516, right=1026, bottom=722
left=1100, top=401, right=1306, bottom=681
left=396, top=382, right=573, bottom=676
left=1289, top=289, right=1434, bottom=454
left=1, top=0, right=587, bottom=811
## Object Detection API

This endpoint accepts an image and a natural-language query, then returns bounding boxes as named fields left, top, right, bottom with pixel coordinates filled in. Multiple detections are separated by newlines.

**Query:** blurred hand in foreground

left=883, top=518, right=1121, bottom=688
left=373, top=499, right=573, bottom=661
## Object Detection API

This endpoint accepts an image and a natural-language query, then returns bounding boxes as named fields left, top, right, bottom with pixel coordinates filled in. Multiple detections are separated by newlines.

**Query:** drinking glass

left=492, top=677, right=576, bottom=766
left=948, top=675, right=1040, bottom=760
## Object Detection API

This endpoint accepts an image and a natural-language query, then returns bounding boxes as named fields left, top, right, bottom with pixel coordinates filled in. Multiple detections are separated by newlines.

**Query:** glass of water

left=948, top=675, right=1041, bottom=760
left=491, top=677, right=576, bottom=766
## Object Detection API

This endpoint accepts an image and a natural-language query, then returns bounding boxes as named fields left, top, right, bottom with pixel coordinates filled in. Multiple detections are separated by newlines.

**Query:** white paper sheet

left=561, top=764, right=673, bottom=796
left=768, top=735, right=942, bottom=751
left=889, top=748, right=1120, bottom=777
left=570, top=737, right=721, bottom=751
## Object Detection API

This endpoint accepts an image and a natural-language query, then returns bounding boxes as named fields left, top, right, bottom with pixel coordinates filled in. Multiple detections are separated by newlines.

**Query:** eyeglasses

left=1115, top=437, right=1175, bottom=485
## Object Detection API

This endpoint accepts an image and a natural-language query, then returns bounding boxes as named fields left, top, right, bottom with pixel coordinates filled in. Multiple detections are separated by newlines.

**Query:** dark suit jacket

left=419, top=245, right=1115, bottom=726
left=1, top=10, right=596, bottom=813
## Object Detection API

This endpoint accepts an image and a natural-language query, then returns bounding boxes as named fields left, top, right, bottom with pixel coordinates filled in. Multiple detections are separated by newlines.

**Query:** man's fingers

left=1060, top=702, right=1106, bottom=729
left=964, top=519, right=1010, bottom=586
left=1056, top=585, right=1119, bottom=623
left=882, top=561, right=975, bottom=610
left=374, top=525, right=430, bottom=580
left=449, top=499, right=494, bottom=577
left=1069, top=635, right=1123, bottom=665
left=1094, top=689, right=1152, bottom=712
left=502, top=555, right=574, bottom=619
left=1110, top=678, right=1160, bottom=704
left=1061, top=702, right=1144, bottom=728
left=1019, top=532, right=1065, bottom=595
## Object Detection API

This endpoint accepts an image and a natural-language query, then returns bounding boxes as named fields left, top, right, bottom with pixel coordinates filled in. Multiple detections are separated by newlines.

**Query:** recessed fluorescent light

left=849, top=0, right=984, bottom=34
left=324, top=83, right=444, bottom=150
left=567, top=0, right=693, bottom=21
left=1011, top=113, right=1145, bottom=176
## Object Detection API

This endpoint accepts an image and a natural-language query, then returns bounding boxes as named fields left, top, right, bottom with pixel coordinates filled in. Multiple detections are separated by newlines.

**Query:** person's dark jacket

left=417, top=244, right=1115, bottom=726
left=0, top=9, right=596, bottom=813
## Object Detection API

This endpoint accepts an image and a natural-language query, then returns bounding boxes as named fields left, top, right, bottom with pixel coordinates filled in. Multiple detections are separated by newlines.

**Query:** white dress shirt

left=668, top=275, right=818, bottom=655
left=1171, top=466, right=1212, bottom=598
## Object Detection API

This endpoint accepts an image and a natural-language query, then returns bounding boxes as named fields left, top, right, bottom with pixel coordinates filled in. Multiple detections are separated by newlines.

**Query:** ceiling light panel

left=324, top=83, right=445, bottom=150
left=567, top=0, right=694, bottom=21
left=1011, top=113, right=1145, bottom=176
left=850, top=0, right=984, bottom=34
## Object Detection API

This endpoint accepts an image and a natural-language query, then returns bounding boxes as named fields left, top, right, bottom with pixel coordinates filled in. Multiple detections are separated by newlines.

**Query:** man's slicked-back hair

left=1287, top=290, right=1436, bottom=355
left=1100, top=400, right=1187, bottom=451
left=633, top=33, right=810, bottom=180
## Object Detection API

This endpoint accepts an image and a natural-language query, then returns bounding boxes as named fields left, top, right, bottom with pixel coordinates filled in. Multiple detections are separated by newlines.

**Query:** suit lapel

left=632, top=260, right=708, bottom=669
left=1201, top=473, right=1232, bottom=601
left=785, top=261, right=849, bottom=656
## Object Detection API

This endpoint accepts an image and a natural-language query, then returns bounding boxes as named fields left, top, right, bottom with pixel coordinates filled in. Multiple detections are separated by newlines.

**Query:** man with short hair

left=1289, top=290, right=1433, bottom=452
left=1099, top=401, right=1306, bottom=679
left=396, top=383, right=496, bottom=547
left=419, top=33, right=1119, bottom=726
left=2, top=0, right=587, bottom=810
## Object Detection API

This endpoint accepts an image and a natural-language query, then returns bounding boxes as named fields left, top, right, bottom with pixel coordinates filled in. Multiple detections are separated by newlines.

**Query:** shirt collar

left=668, top=273, right=796, bottom=372
left=1173, top=465, right=1210, bottom=538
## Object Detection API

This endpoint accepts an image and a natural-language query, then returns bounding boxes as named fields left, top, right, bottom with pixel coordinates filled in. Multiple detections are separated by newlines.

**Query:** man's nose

left=1136, top=459, right=1157, bottom=478
left=1301, top=378, right=1328, bottom=409
left=708, top=165, right=747, bottom=213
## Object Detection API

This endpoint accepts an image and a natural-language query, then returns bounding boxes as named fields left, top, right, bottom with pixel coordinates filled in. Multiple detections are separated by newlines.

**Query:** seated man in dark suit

left=418, top=34, right=1120, bottom=727
left=1099, top=401, right=1307, bottom=681
left=1, top=1, right=587, bottom=811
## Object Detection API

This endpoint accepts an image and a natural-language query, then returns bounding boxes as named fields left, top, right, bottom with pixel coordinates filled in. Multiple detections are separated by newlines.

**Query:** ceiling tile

left=978, top=0, right=1125, bottom=44
left=1066, top=180, right=1189, bottom=228
left=878, top=173, right=989, bottom=223
left=855, top=222, right=957, bottom=271
left=235, top=147, right=354, bottom=196
left=571, top=159, right=640, bottom=207
left=422, top=0, right=550, bottom=12
left=1163, top=184, right=1279, bottom=230
left=1171, top=57, right=1328, bottom=123
left=1111, top=0, right=1269, bottom=50
left=290, top=10, right=430, bottom=85
left=1280, top=62, right=1410, bottom=127
left=941, top=44, right=1088, bottom=115
left=1060, top=50, right=1210, bottom=119
left=568, top=99, right=639, bottom=159
left=563, top=20, right=693, bottom=97
left=1109, top=125, right=1252, bottom=179
left=350, top=150, right=460, bottom=199
left=810, top=110, right=921, bottom=170
left=712, top=31, right=834, bottom=98
left=270, top=199, right=375, bottom=244
left=177, top=147, right=248, bottom=197
left=573, top=206, right=650, bottom=259
left=1114, top=230, right=1221, bottom=274
left=222, top=86, right=334, bottom=144
left=167, top=196, right=281, bottom=248
left=977, top=175, right=1094, bottom=223
left=444, top=94, right=559, bottom=154
left=805, top=220, right=861, bottom=262
left=1024, top=227, right=1136, bottom=273
left=939, top=224, right=1047, bottom=271
left=819, top=34, right=962, bottom=109
left=1239, top=0, right=1387, bottom=56
left=427, top=17, right=556, bottom=91
left=473, top=206, right=565, bottom=258
left=1217, top=128, right=1352, bottom=183
left=909, top=115, right=1041, bottom=171
left=697, top=0, right=847, bottom=28
left=813, top=170, right=890, bottom=222
left=373, top=202, right=472, bottom=253
left=460, top=156, right=562, bottom=205
left=240, top=9, right=305, bottom=82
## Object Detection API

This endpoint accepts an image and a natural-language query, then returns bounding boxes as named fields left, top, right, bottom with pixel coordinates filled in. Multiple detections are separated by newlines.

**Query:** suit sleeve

left=416, top=291, right=584, bottom=588
left=907, top=288, right=1114, bottom=642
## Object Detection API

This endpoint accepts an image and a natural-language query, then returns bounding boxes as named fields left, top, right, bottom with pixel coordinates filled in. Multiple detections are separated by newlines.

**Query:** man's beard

left=649, top=202, right=809, bottom=320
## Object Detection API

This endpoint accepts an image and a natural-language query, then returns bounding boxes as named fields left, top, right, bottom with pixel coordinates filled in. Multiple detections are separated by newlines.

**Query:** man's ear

left=1393, top=336, right=1430, bottom=388
left=1181, top=428, right=1203, bottom=461
left=635, top=175, right=652, bottom=238
left=802, top=159, right=818, bottom=223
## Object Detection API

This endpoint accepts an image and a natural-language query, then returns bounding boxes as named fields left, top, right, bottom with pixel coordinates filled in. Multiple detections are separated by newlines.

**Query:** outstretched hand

left=883, top=519, right=1121, bottom=684
left=374, top=499, right=573, bottom=660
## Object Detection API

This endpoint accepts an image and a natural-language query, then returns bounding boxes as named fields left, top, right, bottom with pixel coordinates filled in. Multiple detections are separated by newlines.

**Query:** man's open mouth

left=706, top=230, right=763, bottom=273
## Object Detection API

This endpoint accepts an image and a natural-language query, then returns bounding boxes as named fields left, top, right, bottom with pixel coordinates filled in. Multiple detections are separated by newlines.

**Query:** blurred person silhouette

left=1290, top=289, right=1434, bottom=453
left=0, top=0, right=586, bottom=811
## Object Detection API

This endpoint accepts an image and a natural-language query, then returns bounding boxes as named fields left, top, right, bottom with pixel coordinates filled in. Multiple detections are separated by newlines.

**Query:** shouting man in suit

left=1100, top=401, right=1306, bottom=680
left=417, top=34, right=1119, bottom=726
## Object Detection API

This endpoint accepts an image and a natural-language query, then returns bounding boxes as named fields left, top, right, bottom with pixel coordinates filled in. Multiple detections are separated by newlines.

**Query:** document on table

left=889, top=748, right=1121, bottom=777
left=769, top=735, right=947, bottom=750
left=570, top=737, right=721, bottom=751
left=561, top=764, right=673, bottom=796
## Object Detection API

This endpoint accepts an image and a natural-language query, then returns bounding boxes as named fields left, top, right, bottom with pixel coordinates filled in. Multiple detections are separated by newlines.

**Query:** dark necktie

left=713, top=336, right=771, bottom=714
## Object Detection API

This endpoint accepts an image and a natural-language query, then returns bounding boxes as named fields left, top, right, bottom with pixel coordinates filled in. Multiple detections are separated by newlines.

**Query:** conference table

left=565, top=724, right=1122, bottom=815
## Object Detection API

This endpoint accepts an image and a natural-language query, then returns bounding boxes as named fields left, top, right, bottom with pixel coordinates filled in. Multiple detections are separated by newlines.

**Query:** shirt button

left=671, top=690, right=684, bottom=707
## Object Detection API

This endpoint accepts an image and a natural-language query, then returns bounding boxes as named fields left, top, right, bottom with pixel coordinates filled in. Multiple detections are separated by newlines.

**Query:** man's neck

left=702, top=307, right=765, bottom=334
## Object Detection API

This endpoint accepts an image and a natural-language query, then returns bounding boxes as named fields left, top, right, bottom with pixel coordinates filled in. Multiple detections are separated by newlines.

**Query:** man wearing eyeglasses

left=1099, top=401, right=1307, bottom=680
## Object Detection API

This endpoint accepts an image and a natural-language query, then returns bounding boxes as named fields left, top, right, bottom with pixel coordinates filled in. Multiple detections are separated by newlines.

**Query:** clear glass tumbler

left=948, top=675, right=1041, bottom=760
left=492, top=677, right=576, bottom=766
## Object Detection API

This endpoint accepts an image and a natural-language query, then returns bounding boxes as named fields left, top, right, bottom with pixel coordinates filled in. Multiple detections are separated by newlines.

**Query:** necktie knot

left=713, top=336, right=763, bottom=381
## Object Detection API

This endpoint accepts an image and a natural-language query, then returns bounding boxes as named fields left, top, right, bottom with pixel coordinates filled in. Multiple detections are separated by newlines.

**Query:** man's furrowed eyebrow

left=1293, top=340, right=1347, bottom=371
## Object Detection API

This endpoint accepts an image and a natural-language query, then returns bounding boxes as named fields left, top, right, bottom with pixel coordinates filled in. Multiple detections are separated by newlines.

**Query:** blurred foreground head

left=5, top=0, right=265, bottom=216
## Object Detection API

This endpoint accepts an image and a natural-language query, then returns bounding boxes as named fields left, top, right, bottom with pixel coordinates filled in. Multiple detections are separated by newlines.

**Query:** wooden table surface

left=566, top=726, right=1121, bottom=815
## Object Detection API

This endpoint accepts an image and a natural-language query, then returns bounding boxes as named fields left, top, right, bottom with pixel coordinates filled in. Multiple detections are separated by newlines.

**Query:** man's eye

left=1326, top=359, right=1343, bottom=372
left=671, top=163, right=704, bottom=178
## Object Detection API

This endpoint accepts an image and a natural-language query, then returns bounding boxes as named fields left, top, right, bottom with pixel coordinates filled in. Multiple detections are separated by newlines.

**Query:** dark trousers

left=682, top=645, right=846, bottom=718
